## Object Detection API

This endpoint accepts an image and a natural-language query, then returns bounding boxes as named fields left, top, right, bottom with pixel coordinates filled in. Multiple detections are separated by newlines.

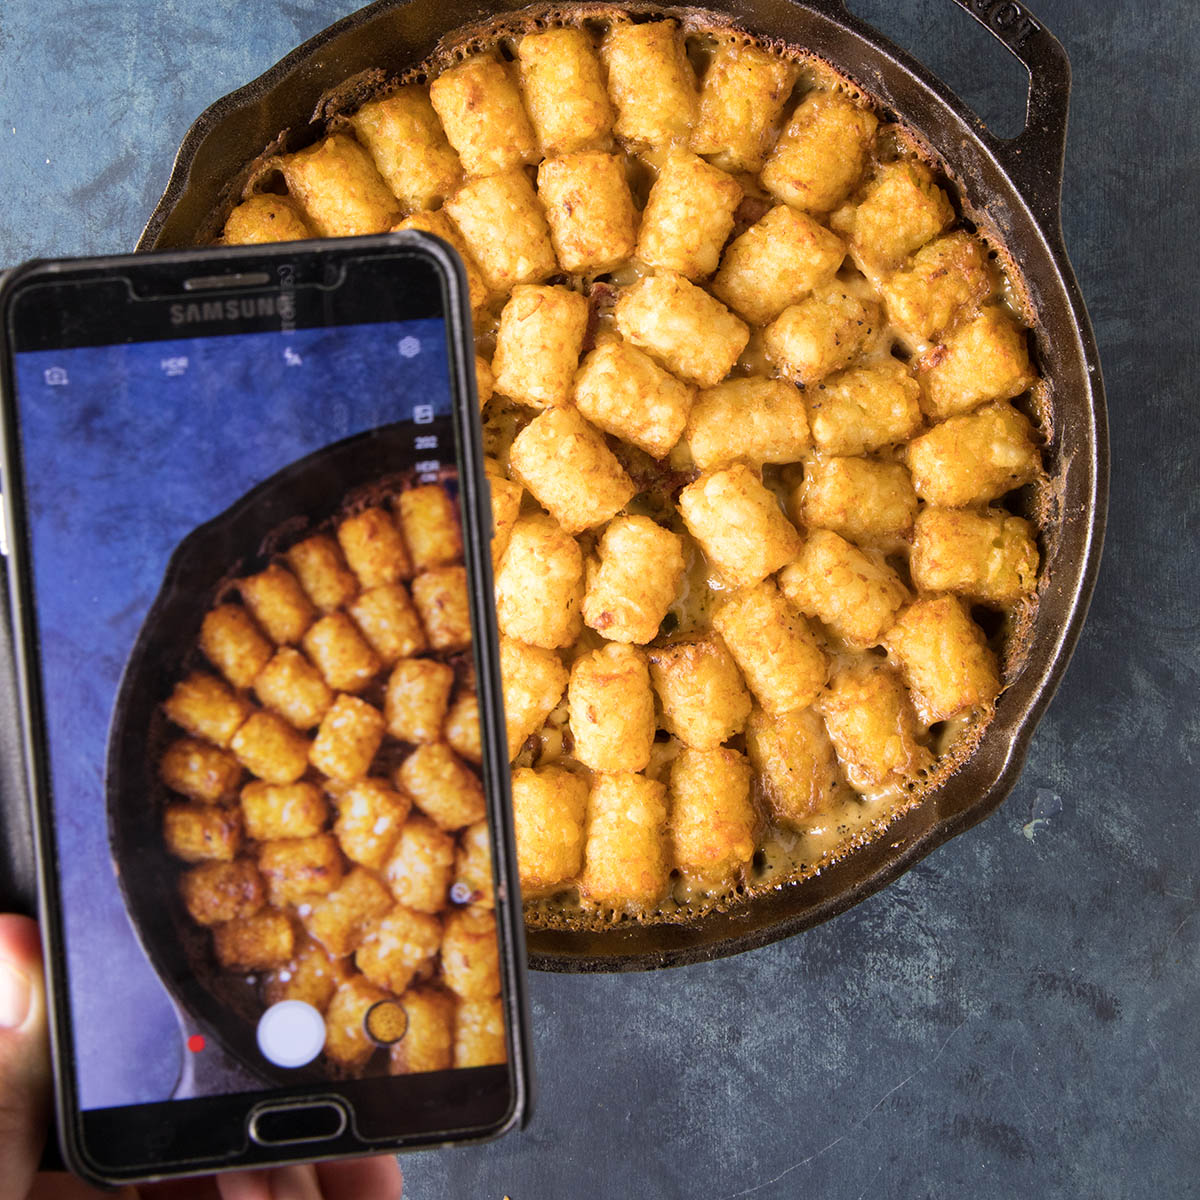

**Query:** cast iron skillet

left=107, top=423, right=424, bottom=1088
left=138, top=0, right=1108, bottom=972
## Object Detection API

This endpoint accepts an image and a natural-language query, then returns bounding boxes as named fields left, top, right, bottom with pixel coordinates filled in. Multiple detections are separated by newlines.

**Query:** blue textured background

left=2, top=0, right=1198, bottom=1195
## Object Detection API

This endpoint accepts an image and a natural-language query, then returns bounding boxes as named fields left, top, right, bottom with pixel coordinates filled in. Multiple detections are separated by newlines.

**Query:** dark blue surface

left=12, top=319, right=449, bottom=1109
left=2, top=0, right=1198, bottom=1195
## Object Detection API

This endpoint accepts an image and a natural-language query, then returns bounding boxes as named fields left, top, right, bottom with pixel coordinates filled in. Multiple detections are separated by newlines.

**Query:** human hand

left=0, top=915, right=403, bottom=1200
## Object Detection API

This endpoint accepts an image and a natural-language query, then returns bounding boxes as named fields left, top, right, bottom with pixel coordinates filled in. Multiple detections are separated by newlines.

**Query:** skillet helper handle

left=947, top=0, right=1072, bottom=230
left=803, top=0, right=1071, bottom=229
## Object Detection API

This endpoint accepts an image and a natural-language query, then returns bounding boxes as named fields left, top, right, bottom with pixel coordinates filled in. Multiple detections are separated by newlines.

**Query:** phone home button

left=249, top=1099, right=349, bottom=1147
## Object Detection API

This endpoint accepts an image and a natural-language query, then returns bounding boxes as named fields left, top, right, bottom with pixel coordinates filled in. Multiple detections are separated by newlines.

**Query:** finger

left=314, top=1155, right=403, bottom=1200
left=25, top=1171, right=139, bottom=1199
left=217, top=1164, right=323, bottom=1200
left=0, top=914, right=51, bottom=1200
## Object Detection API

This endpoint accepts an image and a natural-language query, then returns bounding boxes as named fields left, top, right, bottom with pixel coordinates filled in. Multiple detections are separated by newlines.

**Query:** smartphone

left=0, top=235, right=531, bottom=1184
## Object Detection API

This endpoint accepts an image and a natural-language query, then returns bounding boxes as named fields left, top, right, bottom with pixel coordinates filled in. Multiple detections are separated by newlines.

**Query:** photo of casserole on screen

left=110, top=444, right=507, bottom=1083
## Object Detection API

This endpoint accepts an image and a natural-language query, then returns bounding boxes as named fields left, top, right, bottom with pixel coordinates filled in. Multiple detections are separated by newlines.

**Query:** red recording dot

left=187, top=1034, right=205, bottom=1054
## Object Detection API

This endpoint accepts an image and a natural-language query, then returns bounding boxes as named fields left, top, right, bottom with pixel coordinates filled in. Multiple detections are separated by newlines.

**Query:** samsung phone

left=0, top=235, right=531, bottom=1184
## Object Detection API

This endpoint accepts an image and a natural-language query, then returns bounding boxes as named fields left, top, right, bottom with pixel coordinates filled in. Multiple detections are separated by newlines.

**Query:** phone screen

left=1, top=243, right=526, bottom=1178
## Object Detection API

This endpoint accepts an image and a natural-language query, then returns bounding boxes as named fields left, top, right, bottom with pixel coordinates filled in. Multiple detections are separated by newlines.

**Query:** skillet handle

left=806, top=0, right=1071, bottom=229
left=946, top=0, right=1071, bottom=229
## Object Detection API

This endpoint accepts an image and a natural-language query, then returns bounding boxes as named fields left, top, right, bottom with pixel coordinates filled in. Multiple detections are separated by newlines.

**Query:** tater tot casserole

left=159, top=471, right=507, bottom=1077
left=193, top=4, right=1053, bottom=947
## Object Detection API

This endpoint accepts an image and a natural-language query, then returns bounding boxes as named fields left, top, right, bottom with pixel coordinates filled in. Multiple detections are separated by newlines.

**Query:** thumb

left=0, top=916, right=51, bottom=1200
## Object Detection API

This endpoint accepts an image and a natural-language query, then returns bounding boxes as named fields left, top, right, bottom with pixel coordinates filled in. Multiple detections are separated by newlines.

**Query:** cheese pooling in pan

left=215, top=11, right=1047, bottom=933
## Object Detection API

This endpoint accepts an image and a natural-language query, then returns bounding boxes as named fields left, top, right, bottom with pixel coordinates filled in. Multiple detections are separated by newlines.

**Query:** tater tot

left=778, top=529, right=909, bottom=648
left=492, top=285, right=589, bottom=409
left=745, top=705, right=840, bottom=826
left=507, top=410, right=635, bottom=535
left=333, top=777, right=412, bottom=870
left=279, top=134, right=401, bottom=236
left=389, top=986, right=455, bottom=1075
left=394, top=209, right=490, bottom=312
left=384, top=658, right=455, bottom=744
left=763, top=285, right=882, bottom=386
left=303, top=867, right=394, bottom=959
left=309, top=694, right=385, bottom=783
left=711, top=205, right=845, bottom=326
left=517, top=27, right=614, bottom=156
left=429, top=53, right=538, bottom=178
left=669, top=746, right=756, bottom=881
left=285, top=534, right=359, bottom=614
left=760, top=89, right=878, bottom=213
left=690, top=40, right=800, bottom=173
left=573, top=339, right=695, bottom=460
left=511, top=765, right=588, bottom=891
left=444, top=170, right=558, bottom=292
left=919, top=305, right=1036, bottom=421
left=160, top=737, right=242, bottom=803
left=442, top=909, right=502, bottom=1000
left=806, top=359, right=923, bottom=455
left=818, top=662, right=931, bottom=787
left=579, top=773, right=670, bottom=907
left=454, top=819, right=494, bottom=907
left=835, top=158, right=953, bottom=272
left=537, top=152, right=638, bottom=274
left=349, top=87, right=463, bottom=212
left=906, top=401, right=1041, bottom=507
left=647, top=635, right=751, bottom=750
left=241, top=780, right=328, bottom=841
left=222, top=194, right=312, bottom=245
left=685, top=377, right=810, bottom=470
left=568, top=643, right=655, bottom=772
left=602, top=20, right=698, bottom=148
left=264, top=936, right=350, bottom=1013
left=230, top=712, right=311, bottom=786
left=411, top=566, right=472, bottom=652
left=397, top=743, right=485, bottom=831
left=355, top=905, right=442, bottom=996
left=444, top=693, right=483, bottom=764
left=258, top=834, right=344, bottom=907
left=347, top=583, right=427, bottom=665
left=494, top=516, right=588, bottom=657
left=454, top=996, right=508, bottom=1067
left=395, top=486, right=461, bottom=572
left=238, top=563, right=316, bottom=646
left=678, top=464, right=801, bottom=589
left=636, top=151, right=743, bottom=280
left=384, top=814, right=456, bottom=914
left=336, top=507, right=412, bottom=589
left=909, top=507, right=1039, bottom=606
left=483, top=463, right=523, bottom=569
left=792, top=456, right=918, bottom=547
left=884, top=595, right=1001, bottom=723
left=880, top=233, right=994, bottom=343
left=199, top=604, right=273, bottom=690
left=302, top=612, right=382, bottom=694
left=582, top=515, right=685, bottom=644
left=213, top=909, right=294, bottom=972
left=324, top=976, right=389, bottom=1068
left=499, top=636, right=569, bottom=760
left=615, top=271, right=749, bottom=388
left=711, top=581, right=827, bottom=715
left=163, top=802, right=243, bottom=863
left=164, top=672, right=249, bottom=749
left=180, top=859, right=265, bottom=927
left=252, top=647, right=334, bottom=730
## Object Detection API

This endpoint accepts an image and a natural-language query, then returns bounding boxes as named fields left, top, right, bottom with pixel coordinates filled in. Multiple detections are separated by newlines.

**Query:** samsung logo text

left=169, top=295, right=295, bottom=326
